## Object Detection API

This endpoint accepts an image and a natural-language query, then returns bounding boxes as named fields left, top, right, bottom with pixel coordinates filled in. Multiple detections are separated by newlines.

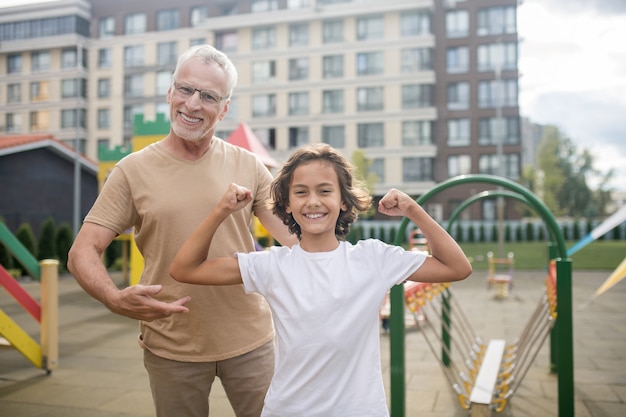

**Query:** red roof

left=0, top=133, right=55, bottom=150
left=226, top=123, right=279, bottom=168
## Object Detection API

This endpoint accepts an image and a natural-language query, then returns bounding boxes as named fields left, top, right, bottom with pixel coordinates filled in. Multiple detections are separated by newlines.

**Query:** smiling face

left=286, top=160, right=347, bottom=249
left=166, top=56, right=230, bottom=143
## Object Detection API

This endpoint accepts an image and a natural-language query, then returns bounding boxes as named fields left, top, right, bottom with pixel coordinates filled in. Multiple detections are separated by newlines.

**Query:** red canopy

left=226, top=123, right=279, bottom=168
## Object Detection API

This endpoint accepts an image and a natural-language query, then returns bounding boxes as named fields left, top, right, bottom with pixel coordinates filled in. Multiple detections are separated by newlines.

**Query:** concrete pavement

left=1, top=269, right=625, bottom=416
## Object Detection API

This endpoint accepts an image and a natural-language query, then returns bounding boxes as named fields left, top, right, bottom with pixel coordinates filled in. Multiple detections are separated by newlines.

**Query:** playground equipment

left=0, top=222, right=59, bottom=373
left=402, top=264, right=558, bottom=416
left=486, top=251, right=515, bottom=298
left=389, top=174, right=573, bottom=417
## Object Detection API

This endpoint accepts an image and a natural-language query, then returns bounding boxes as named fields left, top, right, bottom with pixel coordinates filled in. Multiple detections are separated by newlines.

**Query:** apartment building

left=0, top=0, right=521, bottom=221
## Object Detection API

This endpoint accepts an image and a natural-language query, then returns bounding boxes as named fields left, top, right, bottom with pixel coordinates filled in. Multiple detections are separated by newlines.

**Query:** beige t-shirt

left=85, top=138, right=275, bottom=361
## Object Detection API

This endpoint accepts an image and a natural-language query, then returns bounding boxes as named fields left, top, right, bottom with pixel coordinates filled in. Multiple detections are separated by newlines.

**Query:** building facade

left=0, top=0, right=522, bottom=221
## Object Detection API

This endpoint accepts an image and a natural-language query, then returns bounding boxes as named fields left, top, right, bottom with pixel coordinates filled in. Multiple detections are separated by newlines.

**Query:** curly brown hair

left=270, top=143, right=372, bottom=240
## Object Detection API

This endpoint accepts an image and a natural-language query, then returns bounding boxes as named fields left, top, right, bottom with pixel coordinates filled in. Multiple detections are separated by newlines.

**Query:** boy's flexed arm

left=169, top=183, right=248, bottom=286
left=378, top=189, right=472, bottom=283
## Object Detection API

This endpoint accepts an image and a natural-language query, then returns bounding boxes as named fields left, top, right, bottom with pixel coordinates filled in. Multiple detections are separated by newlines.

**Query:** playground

left=1, top=173, right=626, bottom=416
left=0, top=268, right=624, bottom=416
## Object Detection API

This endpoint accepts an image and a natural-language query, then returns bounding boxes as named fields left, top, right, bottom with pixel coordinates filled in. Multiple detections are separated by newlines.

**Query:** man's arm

left=256, top=209, right=299, bottom=248
left=378, top=189, right=472, bottom=283
left=68, top=222, right=190, bottom=321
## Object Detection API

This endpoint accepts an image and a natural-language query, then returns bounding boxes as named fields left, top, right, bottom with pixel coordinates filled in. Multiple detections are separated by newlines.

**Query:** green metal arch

left=445, top=189, right=556, bottom=243
left=392, top=174, right=566, bottom=257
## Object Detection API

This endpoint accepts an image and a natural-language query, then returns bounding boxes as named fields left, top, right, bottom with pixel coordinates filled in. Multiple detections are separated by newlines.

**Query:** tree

left=38, top=217, right=57, bottom=260
left=351, top=150, right=379, bottom=219
left=55, top=223, right=74, bottom=271
left=520, top=125, right=612, bottom=219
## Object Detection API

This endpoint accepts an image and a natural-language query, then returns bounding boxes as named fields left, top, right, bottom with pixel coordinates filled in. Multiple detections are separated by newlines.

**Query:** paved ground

left=1, top=268, right=625, bottom=416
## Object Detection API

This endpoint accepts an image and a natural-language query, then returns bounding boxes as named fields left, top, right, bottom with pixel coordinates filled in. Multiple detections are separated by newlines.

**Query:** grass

left=459, top=240, right=626, bottom=271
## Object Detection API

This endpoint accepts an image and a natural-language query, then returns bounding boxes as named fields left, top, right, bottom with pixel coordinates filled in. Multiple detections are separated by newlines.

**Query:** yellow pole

left=40, top=259, right=59, bottom=373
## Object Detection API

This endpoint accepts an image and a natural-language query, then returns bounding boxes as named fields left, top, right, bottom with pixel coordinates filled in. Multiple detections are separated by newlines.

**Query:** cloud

left=519, top=1, right=626, bottom=191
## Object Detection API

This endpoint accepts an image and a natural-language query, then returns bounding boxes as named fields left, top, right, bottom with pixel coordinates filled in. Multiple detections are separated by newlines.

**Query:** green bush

left=15, top=223, right=36, bottom=276
left=38, top=217, right=57, bottom=260
left=55, top=223, right=74, bottom=271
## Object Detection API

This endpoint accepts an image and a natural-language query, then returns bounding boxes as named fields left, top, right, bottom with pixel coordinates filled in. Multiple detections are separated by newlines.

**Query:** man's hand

left=107, top=284, right=190, bottom=322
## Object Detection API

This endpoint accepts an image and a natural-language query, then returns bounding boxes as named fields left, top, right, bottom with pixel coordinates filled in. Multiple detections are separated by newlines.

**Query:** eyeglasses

left=172, top=80, right=227, bottom=105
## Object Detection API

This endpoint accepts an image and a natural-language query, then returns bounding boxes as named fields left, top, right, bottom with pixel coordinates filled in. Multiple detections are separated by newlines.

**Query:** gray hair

left=172, top=44, right=238, bottom=98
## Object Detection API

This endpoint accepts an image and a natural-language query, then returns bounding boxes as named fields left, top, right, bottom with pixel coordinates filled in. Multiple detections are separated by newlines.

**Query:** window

left=478, top=79, right=517, bottom=108
left=322, top=90, right=344, bottom=113
left=403, top=157, right=433, bottom=181
left=215, top=31, right=238, bottom=52
left=322, top=19, right=343, bottom=43
left=448, top=155, right=471, bottom=177
left=61, top=109, right=86, bottom=129
left=98, top=78, right=111, bottom=98
left=288, top=0, right=309, bottom=8
left=30, top=110, right=50, bottom=130
left=402, top=120, right=433, bottom=146
left=446, top=10, right=468, bottom=38
left=97, top=138, right=110, bottom=151
left=190, top=38, right=206, bottom=47
left=157, top=42, right=177, bottom=66
left=6, top=113, right=22, bottom=133
left=156, top=71, right=171, bottom=95
left=370, top=158, right=385, bottom=182
left=448, top=119, right=470, bottom=146
left=478, top=117, right=520, bottom=145
left=252, top=61, right=276, bottom=84
left=477, top=43, right=517, bottom=71
left=401, top=10, right=430, bottom=36
left=447, top=82, right=470, bottom=110
left=402, top=47, right=433, bottom=72
left=289, top=58, right=309, bottom=80
left=252, top=0, right=279, bottom=12
left=98, top=108, right=110, bottom=129
left=61, top=48, right=77, bottom=69
left=254, top=128, right=276, bottom=150
left=190, top=6, right=208, bottom=27
left=356, top=52, right=384, bottom=75
left=30, top=81, right=49, bottom=101
left=479, top=153, right=519, bottom=179
left=288, top=92, right=309, bottom=115
left=156, top=103, right=170, bottom=121
left=477, top=6, right=516, bottom=36
left=356, top=15, right=383, bottom=40
left=124, top=74, right=143, bottom=97
left=125, top=13, right=146, bottom=35
left=402, top=84, right=433, bottom=109
left=124, top=45, right=144, bottom=67
left=447, top=46, right=469, bottom=74
left=322, top=125, right=345, bottom=148
left=289, top=127, right=309, bottom=148
left=357, top=123, right=384, bottom=147
left=99, top=17, right=114, bottom=38
left=7, top=54, right=22, bottom=74
left=322, top=55, right=343, bottom=78
left=157, top=9, right=179, bottom=31
left=124, top=105, right=142, bottom=129
left=252, top=27, right=276, bottom=50
left=357, top=87, right=384, bottom=111
left=252, top=94, right=276, bottom=117
left=289, top=23, right=308, bottom=47
left=7, top=84, right=21, bottom=103
left=31, top=51, right=50, bottom=72
left=98, top=48, right=112, bottom=68
left=61, top=78, right=87, bottom=98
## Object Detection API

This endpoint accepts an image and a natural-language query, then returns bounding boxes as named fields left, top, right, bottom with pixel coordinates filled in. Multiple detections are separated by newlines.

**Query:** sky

left=3, top=0, right=626, bottom=191
left=518, top=0, right=626, bottom=192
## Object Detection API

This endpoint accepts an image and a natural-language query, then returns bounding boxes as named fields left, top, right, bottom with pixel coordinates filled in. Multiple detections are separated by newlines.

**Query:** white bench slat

left=470, top=339, right=506, bottom=405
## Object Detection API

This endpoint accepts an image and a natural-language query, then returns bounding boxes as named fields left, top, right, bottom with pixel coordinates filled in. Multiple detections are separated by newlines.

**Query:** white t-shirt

left=238, top=239, right=427, bottom=417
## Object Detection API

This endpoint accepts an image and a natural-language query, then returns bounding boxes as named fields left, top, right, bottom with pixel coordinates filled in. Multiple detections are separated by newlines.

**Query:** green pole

left=0, top=222, right=40, bottom=279
left=548, top=243, right=558, bottom=373
left=389, top=284, right=405, bottom=417
left=556, top=258, right=574, bottom=417
left=441, top=289, right=451, bottom=367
